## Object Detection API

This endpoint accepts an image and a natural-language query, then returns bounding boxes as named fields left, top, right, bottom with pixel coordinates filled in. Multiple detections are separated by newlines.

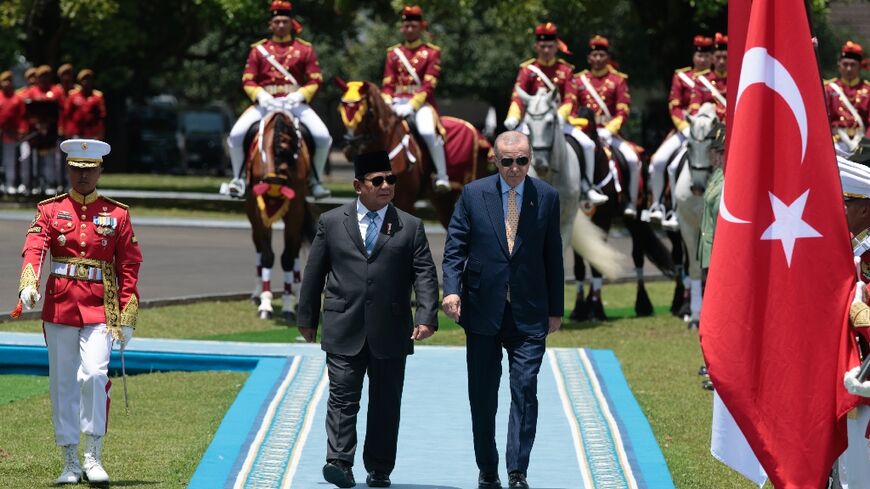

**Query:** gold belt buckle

left=75, top=266, right=89, bottom=280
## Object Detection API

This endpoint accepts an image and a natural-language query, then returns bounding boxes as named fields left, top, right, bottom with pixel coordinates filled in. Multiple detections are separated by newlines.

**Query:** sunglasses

left=364, top=174, right=398, bottom=187
left=500, top=156, right=530, bottom=167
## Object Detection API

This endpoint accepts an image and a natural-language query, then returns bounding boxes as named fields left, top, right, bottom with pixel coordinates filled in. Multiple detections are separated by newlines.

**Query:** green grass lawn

left=0, top=371, right=246, bottom=488
left=0, top=282, right=765, bottom=488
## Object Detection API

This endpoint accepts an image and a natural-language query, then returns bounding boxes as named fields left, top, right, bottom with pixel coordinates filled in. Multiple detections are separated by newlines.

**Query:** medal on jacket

left=94, top=213, right=117, bottom=236
left=57, top=233, right=66, bottom=246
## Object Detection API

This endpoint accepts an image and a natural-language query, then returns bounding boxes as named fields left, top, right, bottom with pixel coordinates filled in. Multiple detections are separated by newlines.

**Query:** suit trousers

left=466, top=303, right=546, bottom=474
left=325, top=344, right=407, bottom=474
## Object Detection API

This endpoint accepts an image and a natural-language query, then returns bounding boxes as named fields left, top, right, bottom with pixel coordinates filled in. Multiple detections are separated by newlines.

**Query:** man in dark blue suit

left=442, top=131, right=564, bottom=489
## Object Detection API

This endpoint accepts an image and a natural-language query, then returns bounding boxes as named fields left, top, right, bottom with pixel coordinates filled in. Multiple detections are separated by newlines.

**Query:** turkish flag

left=700, top=0, right=860, bottom=487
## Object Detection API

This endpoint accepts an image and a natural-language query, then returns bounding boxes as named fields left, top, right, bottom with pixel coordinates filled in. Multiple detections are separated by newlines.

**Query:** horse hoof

left=282, top=310, right=297, bottom=324
left=258, top=310, right=273, bottom=320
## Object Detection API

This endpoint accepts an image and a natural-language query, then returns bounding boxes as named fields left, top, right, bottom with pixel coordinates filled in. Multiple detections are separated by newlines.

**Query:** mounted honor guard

left=825, top=41, right=870, bottom=157
left=381, top=5, right=450, bottom=193
left=224, top=0, right=332, bottom=200
left=647, top=35, right=713, bottom=225
left=573, top=35, right=641, bottom=216
left=14, top=139, right=142, bottom=485
left=688, top=32, right=728, bottom=122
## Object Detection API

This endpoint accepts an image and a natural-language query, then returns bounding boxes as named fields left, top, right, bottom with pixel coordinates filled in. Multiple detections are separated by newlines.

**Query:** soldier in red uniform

left=16, top=139, right=141, bottom=485
left=648, top=35, right=713, bottom=224
left=0, top=70, right=26, bottom=194
left=573, top=35, right=641, bottom=216
left=55, top=64, right=76, bottom=138
left=689, top=33, right=728, bottom=122
left=65, top=70, right=107, bottom=140
left=381, top=5, right=450, bottom=192
left=16, top=67, right=36, bottom=97
left=225, top=1, right=331, bottom=199
left=825, top=41, right=870, bottom=157
left=22, top=65, right=65, bottom=195
left=504, top=23, right=606, bottom=205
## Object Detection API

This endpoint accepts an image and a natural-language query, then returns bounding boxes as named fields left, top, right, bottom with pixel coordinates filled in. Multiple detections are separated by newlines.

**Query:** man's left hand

left=844, top=366, right=870, bottom=397
left=411, top=324, right=435, bottom=341
left=285, top=92, right=305, bottom=106
left=548, top=316, right=562, bottom=334
left=298, top=326, right=317, bottom=343
left=119, top=326, right=134, bottom=347
left=394, top=104, right=414, bottom=118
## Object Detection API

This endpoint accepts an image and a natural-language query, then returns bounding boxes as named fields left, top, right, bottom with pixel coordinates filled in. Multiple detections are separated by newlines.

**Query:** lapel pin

left=387, top=222, right=392, bottom=234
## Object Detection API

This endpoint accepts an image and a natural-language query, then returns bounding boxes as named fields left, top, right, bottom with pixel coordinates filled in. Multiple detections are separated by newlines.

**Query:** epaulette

left=387, top=43, right=401, bottom=52
left=675, top=66, right=691, bottom=73
left=608, top=66, right=628, bottom=79
left=38, top=193, right=67, bottom=206
left=69, top=87, right=81, bottom=95
left=295, top=37, right=311, bottom=46
left=519, top=58, right=536, bottom=68
left=425, top=42, right=441, bottom=51
left=557, top=59, right=575, bottom=70
left=863, top=80, right=870, bottom=87
left=824, top=77, right=837, bottom=85
left=250, top=38, right=267, bottom=48
left=93, top=89, right=103, bottom=97
left=100, top=195, right=129, bottom=210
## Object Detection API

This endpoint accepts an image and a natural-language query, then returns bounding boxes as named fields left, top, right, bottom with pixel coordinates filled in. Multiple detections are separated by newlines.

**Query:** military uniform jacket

left=571, top=66, right=631, bottom=134
left=689, top=69, right=727, bottom=121
left=19, top=190, right=142, bottom=329
left=65, top=88, right=106, bottom=139
left=242, top=36, right=323, bottom=104
left=381, top=40, right=441, bottom=110
left=668, top=67, right=701, bottom=131
left=507, top=58, right=576, bottom=120
left=297, top=202, right=439, bottom=359
left=0, top=90, right=26, bottom=143
left=699, top=167, right=724, bottom=269
left=825, top=77, right=870, bottom=136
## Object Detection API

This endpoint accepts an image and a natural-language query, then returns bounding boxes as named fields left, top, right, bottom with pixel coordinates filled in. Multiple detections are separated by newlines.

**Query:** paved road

left=0, top=214, right=666, bottom=315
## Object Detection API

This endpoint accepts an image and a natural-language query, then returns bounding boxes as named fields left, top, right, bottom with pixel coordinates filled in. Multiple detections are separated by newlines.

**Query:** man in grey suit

left=297, top=150, right=439, bottom=489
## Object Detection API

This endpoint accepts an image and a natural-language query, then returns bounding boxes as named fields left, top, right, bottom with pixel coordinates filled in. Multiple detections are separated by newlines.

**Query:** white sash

left=697, top=75, right=727, bottom=107
left=392, top=47, right=422, bottom=87
left=830, top=81, right=865, bottom=132
left=677, top=71, right=695, bottom=89
left=256, top=44, right=300, bottom=87
left=579, top=74, right=612, bottom=121
left=526, top=64, right=556, bottom=92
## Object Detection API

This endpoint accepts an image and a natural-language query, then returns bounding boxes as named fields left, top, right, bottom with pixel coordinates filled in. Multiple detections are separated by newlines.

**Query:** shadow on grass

left=562, top=305, right=676, bottom=331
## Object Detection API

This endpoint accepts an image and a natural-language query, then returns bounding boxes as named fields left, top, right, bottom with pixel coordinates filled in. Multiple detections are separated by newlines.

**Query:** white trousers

left=2, top=142, right=15, bottom=188
left=44, top=322, right=113, bottom=446
left=609, top=135, right=641, bottom=204
left=227, top=103, right=332, bottom=182
left=394, top=101, right=447, bottom=179
left=649, top=131, right=687, bottom=203
left=839, top=405, right=870, bottom=489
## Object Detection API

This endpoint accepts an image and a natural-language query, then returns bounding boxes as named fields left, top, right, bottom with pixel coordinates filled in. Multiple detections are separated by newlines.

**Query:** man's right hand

left=844, top=366, right=870, bottom=397
left=442, top=294, right=461, bottom=322
left=19, top=286, right=40, bottom=311
left=256, top=90, right=276, bottom=110
left=503, top=116, right=520, bottom=130
left=298, top=326, right=317, bottom=343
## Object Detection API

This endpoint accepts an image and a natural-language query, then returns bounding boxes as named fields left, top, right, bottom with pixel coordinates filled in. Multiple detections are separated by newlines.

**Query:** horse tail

left=571, top=211, right=626, bottom=280
left=625, top=219, right=676, bottom=278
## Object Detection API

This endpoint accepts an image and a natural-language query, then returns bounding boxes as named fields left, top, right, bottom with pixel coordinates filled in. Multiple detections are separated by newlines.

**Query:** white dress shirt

left=356, top=199, right=389, bottom=243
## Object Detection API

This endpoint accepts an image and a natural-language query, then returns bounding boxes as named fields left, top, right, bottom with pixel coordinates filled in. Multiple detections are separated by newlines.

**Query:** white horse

left=674, top=103, right=721, bottom=328
left=515, top=87, right=624, bottom=279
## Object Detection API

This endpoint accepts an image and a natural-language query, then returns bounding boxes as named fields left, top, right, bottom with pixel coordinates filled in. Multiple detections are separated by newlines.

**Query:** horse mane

left=273, top=112, right=298, bottom=168
left=362, top=82, right=402, bottom=142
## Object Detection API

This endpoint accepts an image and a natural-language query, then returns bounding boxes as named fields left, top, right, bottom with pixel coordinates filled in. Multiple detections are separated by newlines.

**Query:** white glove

left=393, top=103, right=414, bottom=118
left=844, top=366, right=870, bottom=397
left=680, top=126, right=691, bottom=138
left=120, top=326, right=134, bottom=347
left=256, top=90, right=275, bottom=110
left=285, top=92, right=305, bottom=106
left=19, top=285, right=40, bottom=311
left=597, top=127, right=613, bottom=145
left=504, top=116, right=520, bottom=130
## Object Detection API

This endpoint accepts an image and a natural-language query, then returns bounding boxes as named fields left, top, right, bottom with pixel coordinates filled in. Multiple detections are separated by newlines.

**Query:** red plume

left=10, top=300, right=22, bottom=319
left=334, top=76, right=348, bottom=91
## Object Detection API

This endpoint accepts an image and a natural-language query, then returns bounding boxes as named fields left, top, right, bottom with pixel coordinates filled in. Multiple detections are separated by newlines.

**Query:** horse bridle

left=687, top=123, right=722, bottom=173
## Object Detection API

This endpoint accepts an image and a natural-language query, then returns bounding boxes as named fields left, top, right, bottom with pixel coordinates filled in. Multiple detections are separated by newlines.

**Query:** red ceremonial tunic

left=241, top=36, right=323, bottom=103
left=825, top=77, right=870, bottom=137
left=571, top=66, right=632, bottom=133
left=0, top=90, right=26, bottom=143
left=689, top=69, right=727, bottom=121
left=507, top=58, right=575, bottom=120
left=381, top=40, right=441, bottom=109
left=668, top=67, right=702, bottom=131
left=19, top=190, right=142, bottom=327
left=65, top=89, right=107, bottom=139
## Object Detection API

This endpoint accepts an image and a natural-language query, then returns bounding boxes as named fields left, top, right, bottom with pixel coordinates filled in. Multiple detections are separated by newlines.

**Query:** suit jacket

left=442, top=174, right=564, bottom=336
left=298, top=202, right=439, bottom=359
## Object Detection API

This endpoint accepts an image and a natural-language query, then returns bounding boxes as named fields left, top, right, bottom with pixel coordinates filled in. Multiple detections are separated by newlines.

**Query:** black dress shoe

left=508, top=471, right=529, bottom=488
left=478, top=470, right=501, bottom=489
left=698, top=365, right=708, bottom=376
left=323, top=459, right=355, bottom=488
left=366, top=470, right=391, bottom=487
left=701, top=379, right=715, bottom=391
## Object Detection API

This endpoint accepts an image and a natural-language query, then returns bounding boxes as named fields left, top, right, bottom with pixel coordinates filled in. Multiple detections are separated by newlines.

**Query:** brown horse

left=336, top=80, right=491, bottom=228
left=244, top=110, right=316, bottom=321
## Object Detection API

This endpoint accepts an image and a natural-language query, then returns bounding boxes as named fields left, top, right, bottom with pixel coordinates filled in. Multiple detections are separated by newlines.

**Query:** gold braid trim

left=119, top=295, right=139, bottom=328
left=851, top=302, right=870, bottom=328
left=101, top=262, right=122, bottom=340
left=18, top=263, right=37, bottom=294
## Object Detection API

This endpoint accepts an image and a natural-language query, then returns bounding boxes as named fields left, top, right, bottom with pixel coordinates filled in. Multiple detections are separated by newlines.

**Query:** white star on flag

left=760, top=189, right=821, bottom=267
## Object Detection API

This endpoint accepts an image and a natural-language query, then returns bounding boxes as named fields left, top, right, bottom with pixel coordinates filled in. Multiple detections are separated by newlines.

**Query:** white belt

left=51, top=261, right=103, bottom=281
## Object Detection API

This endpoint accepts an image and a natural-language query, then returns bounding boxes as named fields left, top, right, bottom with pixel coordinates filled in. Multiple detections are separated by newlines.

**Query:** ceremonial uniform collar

left=403, top=39, right=423, bottom=49
left=841, top=76, right=861, bottom=87
left=536, top=57, right=556, bottom=67
left=271, top=34, right=293, bottom=43
left=714, top=69, right=727, bottom=78
left=590, top=67, right=609, bottom=77
left=69, top=189, right=99, bottom=205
